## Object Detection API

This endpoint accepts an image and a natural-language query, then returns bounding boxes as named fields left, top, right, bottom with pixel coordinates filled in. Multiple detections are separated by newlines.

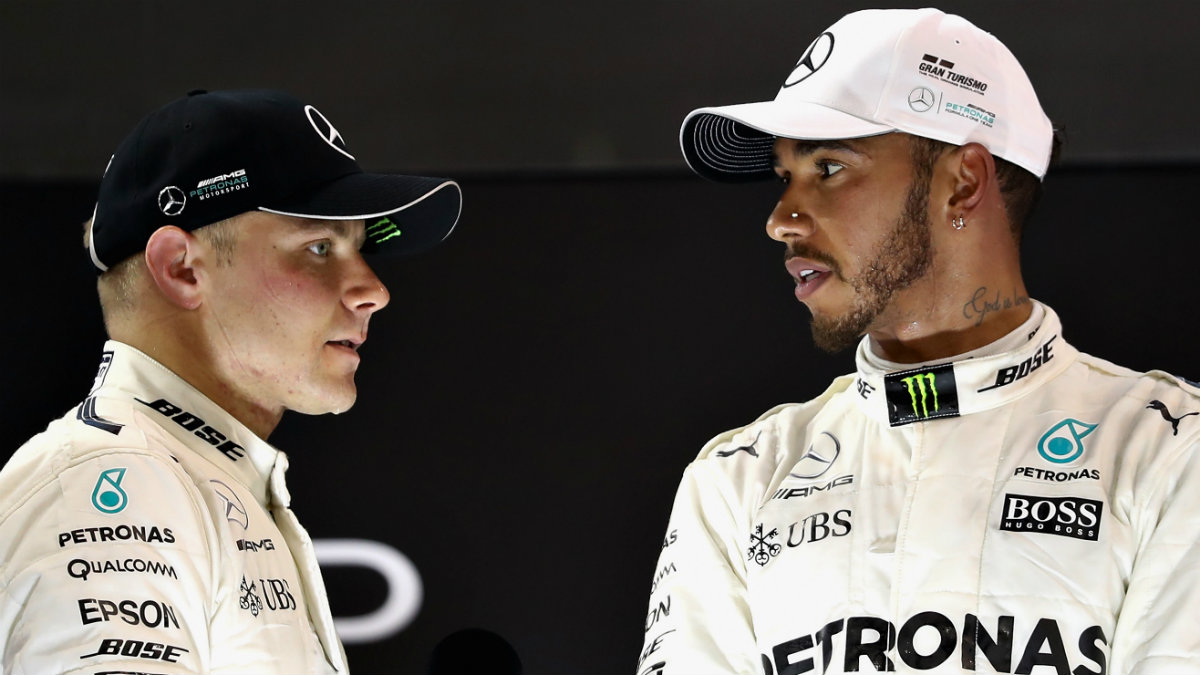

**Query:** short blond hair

left=83, top=216, right=242, bottom=330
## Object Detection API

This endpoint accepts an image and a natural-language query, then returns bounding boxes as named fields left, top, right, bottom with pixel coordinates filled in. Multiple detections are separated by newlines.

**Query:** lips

left=784, top=257, right=833, bottom=301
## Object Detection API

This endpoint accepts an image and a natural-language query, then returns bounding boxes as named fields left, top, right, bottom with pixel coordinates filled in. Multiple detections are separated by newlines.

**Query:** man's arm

left=638, top=460, right=760, bottom=675
left=0, top=451, right=215, bottom=674
left=1109, top=436, right=1200, bottom=671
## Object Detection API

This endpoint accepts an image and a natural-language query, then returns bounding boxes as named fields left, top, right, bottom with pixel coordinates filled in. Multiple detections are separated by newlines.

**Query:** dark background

left=3, top=2, right=1199, bottom=673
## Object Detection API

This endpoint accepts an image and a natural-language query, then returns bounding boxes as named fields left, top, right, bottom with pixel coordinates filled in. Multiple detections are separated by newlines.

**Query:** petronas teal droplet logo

left=91, top=468, right=128, bottom=513
left=1037, top=419, right=1097, bottom=464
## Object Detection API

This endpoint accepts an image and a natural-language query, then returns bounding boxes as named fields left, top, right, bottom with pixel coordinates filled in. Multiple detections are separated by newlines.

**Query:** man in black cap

left=641, top=8, right=1200, bottom=674
left=0, top=89, right=461, bottom=673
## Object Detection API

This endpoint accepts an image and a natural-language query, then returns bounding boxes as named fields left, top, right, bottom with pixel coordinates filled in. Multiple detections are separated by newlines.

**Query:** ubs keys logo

left=92, top=468, right=128, bottom=514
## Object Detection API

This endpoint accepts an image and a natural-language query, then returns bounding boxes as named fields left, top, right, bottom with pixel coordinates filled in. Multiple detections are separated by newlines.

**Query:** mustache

left=784, top=244, right=842, bottom=278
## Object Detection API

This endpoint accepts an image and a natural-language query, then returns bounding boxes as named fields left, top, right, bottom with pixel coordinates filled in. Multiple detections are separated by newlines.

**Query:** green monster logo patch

left=367, top=217, right=402, bottom=244
left=885, top=363, right=960, bottom=426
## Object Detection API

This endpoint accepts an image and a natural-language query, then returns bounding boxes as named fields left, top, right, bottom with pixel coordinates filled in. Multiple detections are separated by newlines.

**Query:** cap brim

left=680, top=101, right=894, bottom=182
left=260, top=173, right=462, bottom=256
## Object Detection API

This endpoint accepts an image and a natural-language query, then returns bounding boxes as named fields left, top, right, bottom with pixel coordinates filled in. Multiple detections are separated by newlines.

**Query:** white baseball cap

left=680, top=8, right=1053, bottom=181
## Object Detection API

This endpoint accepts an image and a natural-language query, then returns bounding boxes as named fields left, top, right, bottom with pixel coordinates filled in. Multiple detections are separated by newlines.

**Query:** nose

left=344, top=254, right=391, bottom=314
left=766, top=199, right=815, bottom=242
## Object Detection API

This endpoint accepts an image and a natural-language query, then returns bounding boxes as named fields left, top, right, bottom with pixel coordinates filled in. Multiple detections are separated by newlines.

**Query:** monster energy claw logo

left=902, top=372, right=940, bottom=418
left=884, top=363, right=960, bottom=427
left=367, top=217, right=402, bottom=244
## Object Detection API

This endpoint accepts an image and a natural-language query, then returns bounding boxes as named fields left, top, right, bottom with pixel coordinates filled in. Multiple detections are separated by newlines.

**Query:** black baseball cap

left=88, top=89, right=462, bottom=271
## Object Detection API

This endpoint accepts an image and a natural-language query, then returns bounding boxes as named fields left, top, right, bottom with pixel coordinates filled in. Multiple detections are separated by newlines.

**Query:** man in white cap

left=0, top=89, right=461, bottom=673
left=640, top=9, right=1199, bottom=674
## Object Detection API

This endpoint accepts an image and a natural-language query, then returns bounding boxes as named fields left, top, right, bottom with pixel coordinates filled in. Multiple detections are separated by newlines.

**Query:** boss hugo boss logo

left=157, top=185, right=186, bottom=216
left=1038, top=419, right=1097, bottom=464
left=783, top=32, right=835, bottom=87
left=885, top=363, right=960, bottom=426
left=305, top=104, right=355, bottom=160
left=1000, top=493, right=1102, bottom=541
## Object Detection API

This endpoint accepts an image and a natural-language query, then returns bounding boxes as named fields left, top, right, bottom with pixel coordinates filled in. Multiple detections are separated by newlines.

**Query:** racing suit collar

left=851, top=302, right=1077, bottom=427
left=93, top=340, right=282, bottom=507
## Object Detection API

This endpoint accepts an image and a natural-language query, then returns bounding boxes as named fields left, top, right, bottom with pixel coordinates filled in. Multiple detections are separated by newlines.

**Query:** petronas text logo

left=901, top=372, right=940, bottom=418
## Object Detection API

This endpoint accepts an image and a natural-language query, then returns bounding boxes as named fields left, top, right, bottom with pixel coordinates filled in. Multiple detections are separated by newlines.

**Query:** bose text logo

left=1000, top=494, right=1102, bottom=541
left=979, top=336, right=1056, bottom=392
left=136, top=397, right=246, bottom=461
left=80, top=639, right=189, bottom=663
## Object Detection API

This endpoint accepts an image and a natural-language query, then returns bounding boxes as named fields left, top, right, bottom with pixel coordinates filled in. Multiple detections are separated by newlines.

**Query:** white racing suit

left=639, top=304, right=1200, bottom=674
left=0, top=341, right=348, bottom=674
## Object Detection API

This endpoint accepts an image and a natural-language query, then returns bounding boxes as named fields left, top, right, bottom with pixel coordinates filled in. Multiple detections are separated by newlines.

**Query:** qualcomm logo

left=1038, top=419, right=1097, bottom=464
left=314, top=539, right=422, bottom=644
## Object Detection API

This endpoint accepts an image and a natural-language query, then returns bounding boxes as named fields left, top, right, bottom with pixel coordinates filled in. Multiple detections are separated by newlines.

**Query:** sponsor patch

left=999, top=493, right=1102, bottom=541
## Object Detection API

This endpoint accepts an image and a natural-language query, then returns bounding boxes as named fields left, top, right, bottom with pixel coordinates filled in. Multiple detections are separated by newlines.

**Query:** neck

left=867, top=279, right=1032, bottom=364
left=112, top=317, right=284, bottom=439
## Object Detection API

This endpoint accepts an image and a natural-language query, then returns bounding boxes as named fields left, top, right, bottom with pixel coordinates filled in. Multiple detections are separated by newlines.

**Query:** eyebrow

left=770, top=139, right=864, bottom=167
left=293, top=219, right=367, bottom=248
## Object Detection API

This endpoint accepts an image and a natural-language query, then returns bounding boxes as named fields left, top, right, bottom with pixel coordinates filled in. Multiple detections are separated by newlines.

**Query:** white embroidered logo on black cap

left=783, top=32, right=835, bottom=87
left=305, top=104, right=355, bottom=160
left=158, top=186, right=186, bottom=216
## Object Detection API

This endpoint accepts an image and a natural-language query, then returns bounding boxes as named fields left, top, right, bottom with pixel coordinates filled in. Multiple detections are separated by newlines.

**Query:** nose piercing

left=790, top=212, right=799, bottom=219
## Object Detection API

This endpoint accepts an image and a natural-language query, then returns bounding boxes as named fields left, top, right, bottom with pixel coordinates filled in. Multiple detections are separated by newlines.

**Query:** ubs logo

left=783, top=32, right=835, bottom=87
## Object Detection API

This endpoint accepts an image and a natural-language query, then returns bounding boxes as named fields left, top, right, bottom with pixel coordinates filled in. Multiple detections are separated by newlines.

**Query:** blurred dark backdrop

left=3, top=2, right=1199, bottom=673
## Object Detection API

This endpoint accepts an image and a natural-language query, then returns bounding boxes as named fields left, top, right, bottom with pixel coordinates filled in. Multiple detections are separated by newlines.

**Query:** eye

left=307, top=241, right=331, bottom=256
left=816, top=160, right=845, bottom=178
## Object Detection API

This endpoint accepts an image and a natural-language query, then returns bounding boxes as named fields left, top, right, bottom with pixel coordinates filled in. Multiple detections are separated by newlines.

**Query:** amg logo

left=772, top=475, right=853, bottom=500
left=237, top=538, right=275, bottom=552
left=197, top=169, right=246, bottom=188
left=136, top=398, right=245, bottom=461
left=1000, top=494, right=1102, bottom=541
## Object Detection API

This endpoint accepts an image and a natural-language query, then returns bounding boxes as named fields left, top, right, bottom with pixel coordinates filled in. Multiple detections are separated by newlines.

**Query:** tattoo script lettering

left=962, top=287, right=1030, bottom=326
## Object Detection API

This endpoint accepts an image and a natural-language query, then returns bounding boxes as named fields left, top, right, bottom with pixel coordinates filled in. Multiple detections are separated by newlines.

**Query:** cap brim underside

left=260, top=173, right=463, bottom=256
left=681, top=101, right=894, bottom=183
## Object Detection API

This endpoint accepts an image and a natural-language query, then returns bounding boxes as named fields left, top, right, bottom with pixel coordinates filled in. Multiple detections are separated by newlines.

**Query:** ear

left=143, top=226, right=204, bottom=310
left=945, top=142, right=996, bottom=216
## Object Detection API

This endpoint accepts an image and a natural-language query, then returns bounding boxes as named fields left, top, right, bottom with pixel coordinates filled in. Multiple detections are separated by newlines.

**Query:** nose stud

left=790, top=212, right=799, bottom=219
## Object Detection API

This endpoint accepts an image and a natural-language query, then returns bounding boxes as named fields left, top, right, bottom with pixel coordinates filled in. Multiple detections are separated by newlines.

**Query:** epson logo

left=772, top=475, right=853, bottom=500
left=79, top=597, right=180, bottom=629
left=136, top=397, right=245, bottom=461
left=196, top=169, right=246, bottom=188
left=1000, top=494, right=1102, bottom=541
